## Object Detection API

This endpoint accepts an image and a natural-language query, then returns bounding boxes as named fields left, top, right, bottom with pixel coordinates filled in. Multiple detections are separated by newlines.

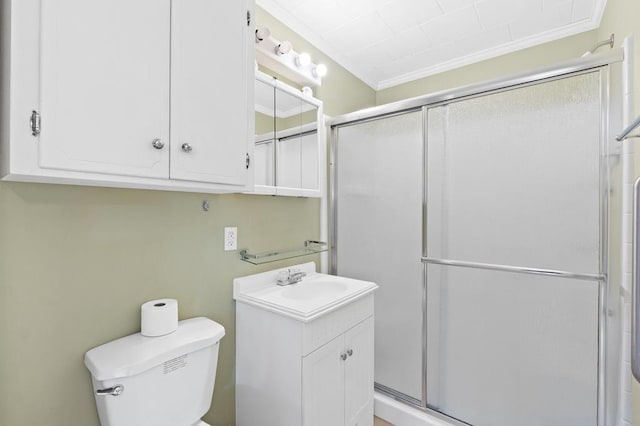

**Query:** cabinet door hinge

left=247, top=10, right=251, bottom=27
left=30, top=110, right=41, bottom=136
left=246, top=153, right=251, bottom=169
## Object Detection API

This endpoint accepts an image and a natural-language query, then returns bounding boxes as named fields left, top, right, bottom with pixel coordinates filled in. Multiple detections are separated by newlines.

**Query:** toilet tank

left=84, top=317, right=225, bottom=426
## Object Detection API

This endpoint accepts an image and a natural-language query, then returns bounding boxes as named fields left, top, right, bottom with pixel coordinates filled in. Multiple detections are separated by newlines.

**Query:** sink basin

left=233, top=262, right=378, bottom=321
left=281, top=278, right=349, bottom=300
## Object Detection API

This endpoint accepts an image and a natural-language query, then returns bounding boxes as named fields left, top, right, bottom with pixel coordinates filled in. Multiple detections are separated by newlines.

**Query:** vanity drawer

left=301, top=294, right=373, bottom=356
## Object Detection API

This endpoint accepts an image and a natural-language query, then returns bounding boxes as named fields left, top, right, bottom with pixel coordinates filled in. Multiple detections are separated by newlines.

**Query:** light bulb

left=275, top=41, right=292, bottom=55
left=295, top=52, right=311, bottom=67
left=255, top=27, right=270, bottom=43
left=313, top=64, right=327, bottom=78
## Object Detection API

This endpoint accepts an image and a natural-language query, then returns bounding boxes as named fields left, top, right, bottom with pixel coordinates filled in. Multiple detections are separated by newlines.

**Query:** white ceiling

left=257, top=0, right=608, bottom=90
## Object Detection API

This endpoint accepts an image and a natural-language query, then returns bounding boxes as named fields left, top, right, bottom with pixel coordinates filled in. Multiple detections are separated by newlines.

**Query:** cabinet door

left=344, top=318, right=374, bottom=426
left=302, top=335, right=345, bottom=426
left=170, top=0, right=254, bottom=186
left=39, top=0, right=170, bottom=178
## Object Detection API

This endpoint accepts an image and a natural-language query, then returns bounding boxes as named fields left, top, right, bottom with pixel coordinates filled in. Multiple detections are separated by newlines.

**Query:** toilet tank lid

left=84, top=317, right=225, bottom=381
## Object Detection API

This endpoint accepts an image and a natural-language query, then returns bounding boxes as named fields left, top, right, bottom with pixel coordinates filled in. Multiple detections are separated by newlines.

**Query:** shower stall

left=330, top=51, right=626, bottom=426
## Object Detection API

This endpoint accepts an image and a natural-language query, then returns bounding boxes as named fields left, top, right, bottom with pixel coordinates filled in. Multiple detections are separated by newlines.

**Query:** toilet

left=84, top=317, right=225, bottom=426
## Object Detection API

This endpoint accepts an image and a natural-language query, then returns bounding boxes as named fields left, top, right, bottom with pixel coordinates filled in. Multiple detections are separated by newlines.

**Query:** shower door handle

left=633, top=177, right=640, bottom=382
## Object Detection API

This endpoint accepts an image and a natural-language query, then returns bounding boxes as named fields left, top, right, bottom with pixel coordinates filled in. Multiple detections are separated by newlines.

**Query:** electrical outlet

left=224, top=227, right=237, bottom=251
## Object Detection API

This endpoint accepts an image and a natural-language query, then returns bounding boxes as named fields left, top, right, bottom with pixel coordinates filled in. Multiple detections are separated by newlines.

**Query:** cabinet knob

left=347, top=349, right=353, bottom=357
left=152, top=139, right=165, bottom=150
left=340, top=353, right=347, bottom=361
left=181, top=143, right=193, bottom=153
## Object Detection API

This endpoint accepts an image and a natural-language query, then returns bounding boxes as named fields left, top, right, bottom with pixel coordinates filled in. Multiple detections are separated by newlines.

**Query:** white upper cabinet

left=0, top=0, right=255, bottom=193
left=39, top=0, right=171, bottom=179
left=170, top=0, right=252, bottom=185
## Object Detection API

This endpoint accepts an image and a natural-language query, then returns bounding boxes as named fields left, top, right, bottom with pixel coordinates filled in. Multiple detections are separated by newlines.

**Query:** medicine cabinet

left=252, top=71, right=323, bottom=198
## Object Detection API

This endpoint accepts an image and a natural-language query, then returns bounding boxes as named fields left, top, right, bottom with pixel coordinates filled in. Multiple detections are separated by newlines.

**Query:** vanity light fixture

left=295, top=52, right=311, bottom=68
left=275, top=41, right=292, bottom=56
left=255, top=27, right=270, bottom=44
left=255, top=34, right=324, bottom=86
left=312, top=64, right=327, bottom=78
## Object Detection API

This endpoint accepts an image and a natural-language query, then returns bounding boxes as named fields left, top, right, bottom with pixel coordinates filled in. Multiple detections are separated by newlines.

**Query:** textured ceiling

left=257, top=0, right=608, bottom=90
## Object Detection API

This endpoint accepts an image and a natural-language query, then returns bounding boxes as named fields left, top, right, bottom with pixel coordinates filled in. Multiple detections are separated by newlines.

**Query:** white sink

left=233, top=262, right=378, bottom=322
left=281, top=277, right=348, bottom=300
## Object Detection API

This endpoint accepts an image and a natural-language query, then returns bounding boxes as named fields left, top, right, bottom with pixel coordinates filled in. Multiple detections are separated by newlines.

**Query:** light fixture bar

left=255, top=30, right=324, bottom=87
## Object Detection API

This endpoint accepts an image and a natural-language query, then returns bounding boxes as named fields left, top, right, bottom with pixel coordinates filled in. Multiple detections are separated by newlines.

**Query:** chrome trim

left=616, top=114, right=640, bottom=141
left=374, top=384, right=471, bottom=426
left=329, top=125, right=338, bottom=275
left=328, top=49, right=623, bottom=128
left=421, top=257, right=605, bottom=282
left=278, top=129, right=317, bottom=142
left=633, top=177, right=640, bottom=382
left=375, top=382, right=421, bottom=408
left=597, top=65, right=611, bottom=426
left=421, top=105, right=429, bottom=407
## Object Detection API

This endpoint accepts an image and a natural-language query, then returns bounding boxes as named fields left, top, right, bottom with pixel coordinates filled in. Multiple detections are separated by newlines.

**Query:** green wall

left=0, top=183, right=323, bottom=426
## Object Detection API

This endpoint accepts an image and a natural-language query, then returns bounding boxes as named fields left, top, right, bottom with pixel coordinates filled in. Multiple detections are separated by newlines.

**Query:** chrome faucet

left=277, top=268, right=307, bottom=286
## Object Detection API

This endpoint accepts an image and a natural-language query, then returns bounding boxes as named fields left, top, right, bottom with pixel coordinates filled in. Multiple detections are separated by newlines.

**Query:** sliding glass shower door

left=332, top=69, right=610, bottom=426
left=425, top=72, right=602, bottom=425
left=333, top=111, right=424, bottom=402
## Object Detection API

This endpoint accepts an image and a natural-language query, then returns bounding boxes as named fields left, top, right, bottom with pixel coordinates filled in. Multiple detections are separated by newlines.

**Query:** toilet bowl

left=84, top=317, right=225, bottom=426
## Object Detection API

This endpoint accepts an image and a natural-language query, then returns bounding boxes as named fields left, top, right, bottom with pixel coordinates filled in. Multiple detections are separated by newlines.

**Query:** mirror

left=254, top=77, right=276, bottom=189
left=253, top=71, right=321, bottom=197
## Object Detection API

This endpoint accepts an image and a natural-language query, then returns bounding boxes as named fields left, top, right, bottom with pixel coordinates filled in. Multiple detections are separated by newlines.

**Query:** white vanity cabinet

left=0, top=0, right=254, bottom=193
left=303, top=316, right=374, bottom=426
left=234, top=264, right=377, bottom=426
left=236, top=297, right=374, bottom=426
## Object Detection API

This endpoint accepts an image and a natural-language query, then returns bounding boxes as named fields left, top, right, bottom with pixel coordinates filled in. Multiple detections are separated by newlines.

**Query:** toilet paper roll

left=141, top=299, right=178, bottom=337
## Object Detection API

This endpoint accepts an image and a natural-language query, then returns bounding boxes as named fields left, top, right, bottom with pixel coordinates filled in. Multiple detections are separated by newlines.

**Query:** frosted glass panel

left=335, top=111, right=423, bottom=401
left=427, top=72, right=601, bottom=273
left=425, top=71, right=603, bottom=426
left=426, top=265, right=599, bottom=426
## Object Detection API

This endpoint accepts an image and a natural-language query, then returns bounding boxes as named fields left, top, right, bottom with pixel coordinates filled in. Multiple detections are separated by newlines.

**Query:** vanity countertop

left=233, top=262, right=377, bottom=322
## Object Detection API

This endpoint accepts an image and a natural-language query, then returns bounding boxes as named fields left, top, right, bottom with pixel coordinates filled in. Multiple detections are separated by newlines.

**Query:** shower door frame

left=330, top=49, right=623, bottom=426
